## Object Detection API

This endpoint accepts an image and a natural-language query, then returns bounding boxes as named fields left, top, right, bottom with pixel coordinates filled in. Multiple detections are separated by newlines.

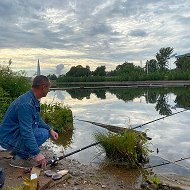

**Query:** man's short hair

left=32, top=75, right=50, bottom=88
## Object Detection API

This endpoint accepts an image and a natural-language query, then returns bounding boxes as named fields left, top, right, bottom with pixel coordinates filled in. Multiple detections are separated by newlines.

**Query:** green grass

left=95, top=129, right=152, bottom=168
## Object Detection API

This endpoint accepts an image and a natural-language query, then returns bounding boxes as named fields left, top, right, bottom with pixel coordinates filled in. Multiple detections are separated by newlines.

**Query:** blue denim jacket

left=0, top=90, right=51, bottom=157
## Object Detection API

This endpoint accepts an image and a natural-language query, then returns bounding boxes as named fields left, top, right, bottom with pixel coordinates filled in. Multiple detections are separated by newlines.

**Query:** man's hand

left=50, top=129, right=59, bottom=140
left=34, top=153, right=47, bottom=168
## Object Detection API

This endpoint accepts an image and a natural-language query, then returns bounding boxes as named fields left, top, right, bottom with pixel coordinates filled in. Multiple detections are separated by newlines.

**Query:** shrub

left=40, top=102, right=73, bottom=133
left=95, top=129, right=151, bottom=168
left=0, top=65, right=30, bottom=121
left=0, top=87, right=13, bottom=121
left=0, top=65, right=30, bottom=98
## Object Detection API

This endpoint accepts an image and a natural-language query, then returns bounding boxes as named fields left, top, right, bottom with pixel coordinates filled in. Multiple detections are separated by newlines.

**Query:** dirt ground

left=0, top=148, right=143, bottom=190
left=1, top=147, right=190, bottom=190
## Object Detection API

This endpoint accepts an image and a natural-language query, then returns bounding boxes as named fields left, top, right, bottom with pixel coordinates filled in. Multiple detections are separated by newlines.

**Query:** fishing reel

left=48, top=156, right=59, bottom=168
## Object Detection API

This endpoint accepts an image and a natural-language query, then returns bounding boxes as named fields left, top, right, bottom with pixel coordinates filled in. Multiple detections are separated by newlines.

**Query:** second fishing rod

left=46, top=109, right=187, bottom=167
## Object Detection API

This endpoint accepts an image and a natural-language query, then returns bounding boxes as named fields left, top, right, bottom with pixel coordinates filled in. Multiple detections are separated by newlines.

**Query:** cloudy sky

left=0, top=0, right=190, bottom=76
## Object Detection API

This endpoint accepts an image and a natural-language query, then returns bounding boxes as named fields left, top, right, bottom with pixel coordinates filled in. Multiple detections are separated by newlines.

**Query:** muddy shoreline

left=1, top=146, right=190, bottom=190
left=41, top=146, right=190, bottom=190
left=0, top=147, right=142, bottom=190
left=41, top=146, right=143, bottom=190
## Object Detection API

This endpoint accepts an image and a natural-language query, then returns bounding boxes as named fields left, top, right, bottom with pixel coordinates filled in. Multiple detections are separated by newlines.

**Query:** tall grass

left=95, top=129, right=152, bottom=168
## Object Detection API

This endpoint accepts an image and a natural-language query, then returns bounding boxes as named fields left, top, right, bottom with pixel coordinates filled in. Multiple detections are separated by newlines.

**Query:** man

left=0, top=75, right=58, bottom=168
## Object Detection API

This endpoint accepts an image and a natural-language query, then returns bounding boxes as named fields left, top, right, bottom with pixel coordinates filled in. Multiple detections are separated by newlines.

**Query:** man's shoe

left=0, top=167, right=5, bottom=189
left=10, top=155, right=36, bottom=169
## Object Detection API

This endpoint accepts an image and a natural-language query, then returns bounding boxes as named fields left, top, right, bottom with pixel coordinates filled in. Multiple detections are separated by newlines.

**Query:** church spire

left=37, top=59, right=41, bottom=76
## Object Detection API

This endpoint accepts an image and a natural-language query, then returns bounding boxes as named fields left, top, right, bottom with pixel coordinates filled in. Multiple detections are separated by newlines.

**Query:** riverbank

left=1, top=146, right=190, bottom=190
left=0, top=147, right=142, bottom=190
left=50, top=80, right=190, bottom=90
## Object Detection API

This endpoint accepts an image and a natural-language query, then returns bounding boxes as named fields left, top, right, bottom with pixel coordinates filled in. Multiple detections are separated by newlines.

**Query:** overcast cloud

left=0, top=0, right=189, bottom=76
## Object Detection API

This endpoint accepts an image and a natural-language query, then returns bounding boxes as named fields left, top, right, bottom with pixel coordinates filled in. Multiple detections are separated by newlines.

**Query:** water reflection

left=155, top=94, right=172, bottom=116
left=54, top=130, right=73, bottom=148
left=66, top=89, right=106, bottom=100
left=43, top=86, right=190, bottom=177
left=65, top=87, right=190, bottom=115
left=99, top=164, right=150, bottom=189
left=55, top=90, right=65, bottom=100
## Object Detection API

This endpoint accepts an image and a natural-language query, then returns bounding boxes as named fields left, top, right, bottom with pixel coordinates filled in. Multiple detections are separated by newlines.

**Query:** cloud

left=128, top=29, right=148, bottom=37
left=55, top=64, right=64, bottom=76
left=0, top=0, right=190, bottom=76
left=175, top=15, right=190, bottom=26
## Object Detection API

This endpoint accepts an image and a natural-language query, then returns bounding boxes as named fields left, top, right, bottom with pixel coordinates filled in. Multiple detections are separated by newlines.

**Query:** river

left=42, top=86, right=190, bottom=176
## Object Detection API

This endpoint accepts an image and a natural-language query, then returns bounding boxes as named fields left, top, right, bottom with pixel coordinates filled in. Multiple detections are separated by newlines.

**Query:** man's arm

left=18, top=104, right=40, bottom=157
left=38, top=117, right=52, bottom=131
left=38, top=117, right=59, bottom=140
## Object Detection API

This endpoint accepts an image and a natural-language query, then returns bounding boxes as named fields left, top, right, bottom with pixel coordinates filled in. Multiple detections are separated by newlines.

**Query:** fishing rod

left=46, top=109, right=187, bottom=167
left=149, top=155, right=190, bottom=170
left=75, top=109, right=187, bottom=131
left=145, top=155, right=190, bottom=169
left=133, top=109, right=187, bottom=130
left=46, top=142, right=100, bottom=167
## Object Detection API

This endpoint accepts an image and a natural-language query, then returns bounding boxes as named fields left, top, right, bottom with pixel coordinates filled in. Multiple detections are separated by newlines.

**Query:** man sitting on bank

left=0, top=75, right=58, bottom=168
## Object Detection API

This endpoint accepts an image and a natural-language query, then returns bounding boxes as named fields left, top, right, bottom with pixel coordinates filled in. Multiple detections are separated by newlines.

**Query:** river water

left=42, top=86, right=190, bottom=177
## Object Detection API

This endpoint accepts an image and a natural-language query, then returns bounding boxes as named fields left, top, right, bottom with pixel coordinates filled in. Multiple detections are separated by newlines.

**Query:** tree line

left=47, top=47, right=190, bottom=82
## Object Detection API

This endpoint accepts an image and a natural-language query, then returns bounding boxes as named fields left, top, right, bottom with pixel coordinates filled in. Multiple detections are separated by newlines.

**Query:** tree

left=66, top=65, right=91, bottom=77
left=93, top=66, right=106, bottom=76
left=47, top=74, right=57, bottom=80
left=175, top=56, right=190, bottom=71
left=145, top=59, right=158, bottom=73
left=156, top=47, right=174, bottom=70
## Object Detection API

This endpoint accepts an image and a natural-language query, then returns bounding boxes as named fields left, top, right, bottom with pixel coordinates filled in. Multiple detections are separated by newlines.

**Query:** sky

left=0, top=0, right=190, bottom=76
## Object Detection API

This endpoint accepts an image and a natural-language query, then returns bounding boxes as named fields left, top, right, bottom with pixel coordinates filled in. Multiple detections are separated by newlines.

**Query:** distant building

left=37, top=59, right=41, bottom=76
